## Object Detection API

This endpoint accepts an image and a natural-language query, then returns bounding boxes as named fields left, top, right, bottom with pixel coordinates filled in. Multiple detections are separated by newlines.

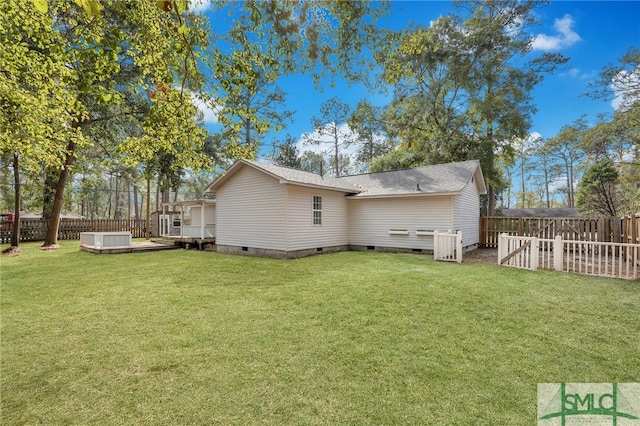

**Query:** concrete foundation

left=215, top=244, right=349, bottom=259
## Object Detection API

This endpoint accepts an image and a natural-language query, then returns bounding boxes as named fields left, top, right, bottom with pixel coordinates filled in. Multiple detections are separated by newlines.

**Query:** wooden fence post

left=456, top=230, right=462, bottom=264
left=497, top=233, right=506, bottom=265
left=518, top=217, right=523, bottom=236
left=531, top=237, right=539, bottom=271
left=553, top=236, right=563, bottom=272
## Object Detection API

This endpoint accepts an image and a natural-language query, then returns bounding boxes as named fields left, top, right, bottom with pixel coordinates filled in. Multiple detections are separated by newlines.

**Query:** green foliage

left=576, top=159, right=623, bottom=217
left=586, top=45, right=640, bottom=107
left=299, top=151, right=328, bottom=175
left=205, top=1, right=388, bottom=161
left=348, top=101, right=394, bottom=171
left=119, top=87, right=211, bottom=174
left=0, top=1, right=86, bottom=171
left=271, top=134, right=302, bottom=169
left=374, top=1, right=567, bottom=213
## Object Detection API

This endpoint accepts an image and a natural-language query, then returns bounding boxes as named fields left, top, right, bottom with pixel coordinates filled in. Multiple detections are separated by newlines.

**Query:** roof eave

left=281, top=181, right=358, bottom=193
left=473, top=163, right=488, bottom=195
left=347, top=191, right=462, bottom=199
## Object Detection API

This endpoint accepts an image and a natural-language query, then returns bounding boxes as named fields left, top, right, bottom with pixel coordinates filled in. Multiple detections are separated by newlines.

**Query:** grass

left=1, top=241, right=639, bottom=425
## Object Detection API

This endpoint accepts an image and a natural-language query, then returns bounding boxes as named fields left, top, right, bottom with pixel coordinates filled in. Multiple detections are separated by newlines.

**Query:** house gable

left=215, top=165, right=288, bottom=251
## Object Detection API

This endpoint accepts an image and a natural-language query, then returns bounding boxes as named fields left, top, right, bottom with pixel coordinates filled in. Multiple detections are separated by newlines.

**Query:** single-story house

left=204, top=159, right=486, bottom=258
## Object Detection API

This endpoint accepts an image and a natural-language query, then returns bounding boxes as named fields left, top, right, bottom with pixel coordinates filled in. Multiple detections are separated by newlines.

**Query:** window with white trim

left=312, top=195, right=322, bottom=225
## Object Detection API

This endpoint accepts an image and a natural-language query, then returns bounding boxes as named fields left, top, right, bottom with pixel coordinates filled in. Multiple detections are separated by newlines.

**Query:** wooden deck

left=79, top=241, right=180, bottom=254
left=156, top=236, right=216, bottom=250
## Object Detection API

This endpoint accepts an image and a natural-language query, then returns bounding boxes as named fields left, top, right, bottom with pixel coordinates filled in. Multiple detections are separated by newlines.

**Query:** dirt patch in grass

left=464, top=248, right=497, bottom=264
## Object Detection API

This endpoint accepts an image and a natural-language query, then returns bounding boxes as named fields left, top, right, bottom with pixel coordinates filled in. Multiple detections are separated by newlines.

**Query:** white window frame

left=312, top=195, right=322, bottom=226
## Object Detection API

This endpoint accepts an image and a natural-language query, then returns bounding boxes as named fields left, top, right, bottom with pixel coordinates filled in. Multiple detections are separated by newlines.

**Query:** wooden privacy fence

left=498, top=233, right=640, bottom=280
left=481, top=215, right=640, bottom=248
left=0, top=219, right=147, bottom=244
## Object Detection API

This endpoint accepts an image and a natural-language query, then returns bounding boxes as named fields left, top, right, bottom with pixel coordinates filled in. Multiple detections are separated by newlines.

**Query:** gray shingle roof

left=338, top=160, right=483, bottom=197
left=207, top=159, right=485, bottom=197
left=249, top=162, right=358, bottom=192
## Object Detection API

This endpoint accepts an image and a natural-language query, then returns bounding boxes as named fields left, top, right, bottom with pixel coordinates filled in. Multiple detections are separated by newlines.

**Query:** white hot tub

left=80, top=232, right=132, bottom=249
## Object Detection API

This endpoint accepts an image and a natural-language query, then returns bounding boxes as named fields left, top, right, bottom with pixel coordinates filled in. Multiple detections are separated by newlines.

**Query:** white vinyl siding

left=216, top=166, right=287, bottom=250
left=347, top=196, right=453, bottom=250
left=190, top=205, right=215, bottom=226
left=286, top=185, right=349, bottom=251
left=453, top=181, right=480, bottom=247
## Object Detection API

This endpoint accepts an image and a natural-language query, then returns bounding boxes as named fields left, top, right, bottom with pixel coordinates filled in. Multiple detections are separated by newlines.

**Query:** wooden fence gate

left=433, top=230, right=462, bottom=263
left=497, top=233, right=640, bottom=280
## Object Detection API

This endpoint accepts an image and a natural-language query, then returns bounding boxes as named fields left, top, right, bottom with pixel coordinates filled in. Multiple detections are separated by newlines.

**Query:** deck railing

left=181, top=225, right=215, bottom=238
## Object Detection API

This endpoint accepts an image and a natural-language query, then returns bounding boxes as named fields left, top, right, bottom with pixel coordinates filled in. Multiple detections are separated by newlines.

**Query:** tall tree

left=458, top=0, right=567, bottom=214
left=271, top=134, right=302, bottom=169
left=211, top=44, right=294, bottom=160
left=303, top=97, right=354, bottom=177
left=511, top=136, right=539, bottom=208
left=34, top=1, right=210, bottom=248
left=299, top=151, right=328, bottom=176
left=544, top=118, right=588, bottom=208
left=586, top=45, right=640, bottom=110
left=576, top=159, right=622, bottom=217
left=534, top=138, right=560, bottom=208
left=584, top=47, right=640, bottom=214
left=205, top=1, right=388, bottom=160
left=348, top=100, right=393, bottom=172
left=0, top=0, right=82, bottom=252
left=374, top=1, right=567, bottom=214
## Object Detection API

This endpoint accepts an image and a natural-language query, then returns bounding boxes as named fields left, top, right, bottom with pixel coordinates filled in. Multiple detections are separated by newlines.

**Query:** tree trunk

left=9, top=153, right=21, bottom=248
left=334, top=127, right=340, bottom=177
left=41, top=136, right=79, bottom=249
left=114, top=173, right=120, bottom=219
left=42, top=168, right=58, bottom=220
left=146, top=176, right=151, bottom=240
left=155, top=179, right=160, bottom=212
left=544, top=168, right=550, bottom=208
left=487, top=185, right=496, bottom=216
left=133, top=185, right=140, bottom=220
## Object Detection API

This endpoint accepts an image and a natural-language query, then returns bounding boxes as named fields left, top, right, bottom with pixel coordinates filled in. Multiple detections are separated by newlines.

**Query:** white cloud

left=559, top=68, right=596, bottom=80
left=547, top=175, right=567, bottom=193
left=188, top=0, right=210, bottom=14
left=297, top=123, right=360, bottom=159
left=194, top=95, right=220, bottom=124
left=532, top=14, right=581, bottom=51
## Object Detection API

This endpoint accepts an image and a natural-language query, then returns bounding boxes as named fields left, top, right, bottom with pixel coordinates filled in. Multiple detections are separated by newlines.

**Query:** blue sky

left=199, top=1, right=640, bottom=160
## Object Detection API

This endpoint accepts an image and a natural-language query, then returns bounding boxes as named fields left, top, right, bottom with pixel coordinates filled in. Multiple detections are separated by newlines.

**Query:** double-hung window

left=312, top=195, right=322, bottom=225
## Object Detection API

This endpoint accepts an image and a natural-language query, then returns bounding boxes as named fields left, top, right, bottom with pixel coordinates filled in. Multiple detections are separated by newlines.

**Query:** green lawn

left=1, top=241, right=639, bottom=425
